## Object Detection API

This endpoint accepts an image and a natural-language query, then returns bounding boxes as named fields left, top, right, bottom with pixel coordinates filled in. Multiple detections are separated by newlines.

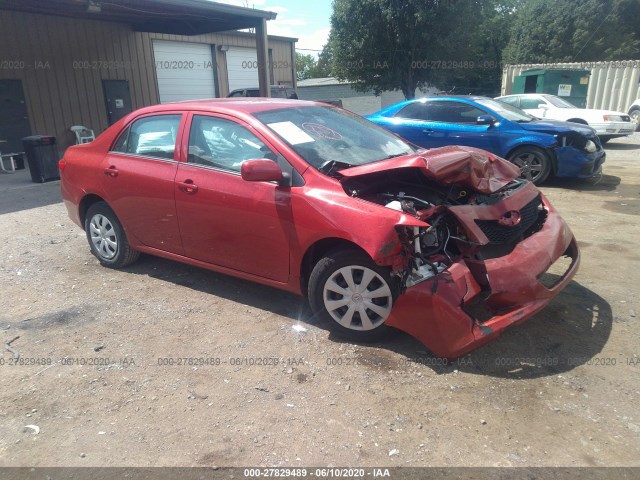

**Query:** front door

left=103, top=80, right=133, bottom=125
left=0, top=80, right=31, bottom=153
left=175, top=113, right=292, bottom=282
left=421, top=100, right=501, bottom=152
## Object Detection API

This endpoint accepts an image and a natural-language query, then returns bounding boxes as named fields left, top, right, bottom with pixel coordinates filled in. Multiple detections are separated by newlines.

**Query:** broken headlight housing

left=584, top=140, right=597, bottom=153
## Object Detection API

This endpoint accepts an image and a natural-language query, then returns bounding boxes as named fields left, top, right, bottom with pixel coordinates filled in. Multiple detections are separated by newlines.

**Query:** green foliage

left=503, top=0, right=640, bottom=63
left=295, top=52, right=317, bottom=81
left=309, top=43, right=334, bottom=78
left=329, top=0, right=518, bottom=99
left=324, top=0, right=639, bottom=100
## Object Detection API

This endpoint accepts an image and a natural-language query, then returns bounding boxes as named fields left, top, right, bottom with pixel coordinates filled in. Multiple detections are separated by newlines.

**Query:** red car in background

left=60, top=99, right=579, bottom=358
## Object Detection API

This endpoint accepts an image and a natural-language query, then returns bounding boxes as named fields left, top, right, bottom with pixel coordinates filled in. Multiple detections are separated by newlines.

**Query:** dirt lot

left=0, top=135, right=639, bottom=468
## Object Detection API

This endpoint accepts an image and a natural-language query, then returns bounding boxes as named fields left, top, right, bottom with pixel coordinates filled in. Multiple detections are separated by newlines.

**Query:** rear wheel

left=308, top=249, right=397, bottom=342
left=85, top=202, right=140, bottom=268
left=507, top=146, right=551, bottom=185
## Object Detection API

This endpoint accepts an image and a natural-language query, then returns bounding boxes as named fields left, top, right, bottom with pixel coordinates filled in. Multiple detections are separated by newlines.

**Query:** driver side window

left=187, top=115, right=276, bottom=172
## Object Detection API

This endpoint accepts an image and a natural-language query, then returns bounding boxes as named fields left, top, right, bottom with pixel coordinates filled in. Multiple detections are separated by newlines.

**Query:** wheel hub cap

left=323, top=265, right=393, bottom=331
left=89, top=214, right=118, bottom=260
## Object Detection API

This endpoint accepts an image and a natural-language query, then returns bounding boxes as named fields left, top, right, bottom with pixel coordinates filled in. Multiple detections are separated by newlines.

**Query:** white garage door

left=153, top=40, right=216, bottom=103
left=226, top=47, right=259, bottom=91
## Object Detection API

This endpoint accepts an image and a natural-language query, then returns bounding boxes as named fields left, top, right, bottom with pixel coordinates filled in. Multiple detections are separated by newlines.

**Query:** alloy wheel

left=511, top=152, right=545, bottom=183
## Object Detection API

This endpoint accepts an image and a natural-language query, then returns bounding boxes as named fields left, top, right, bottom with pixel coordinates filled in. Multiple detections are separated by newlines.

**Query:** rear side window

left=112, top=126, right=130, bottom=152
left=395, top=102, right=429, bottom=121
left=498, top=97, right=519, bottom=107
left=113, top=115, right=182, bottom=159
left=520, top=96, right=545, bottom=109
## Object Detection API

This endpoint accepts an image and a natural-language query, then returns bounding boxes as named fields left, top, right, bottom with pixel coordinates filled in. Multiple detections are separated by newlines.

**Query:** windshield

left=478, top=98, right=537, bottom=122
left=254, top=106, right=415, bottom=173
left=544, top=95, right=578, bottom=108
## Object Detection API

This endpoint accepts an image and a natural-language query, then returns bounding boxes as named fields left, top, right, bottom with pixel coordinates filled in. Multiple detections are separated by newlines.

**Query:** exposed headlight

left=584, top=140, right=597, bottom=153
left=603, top=114, right=623, bottom=122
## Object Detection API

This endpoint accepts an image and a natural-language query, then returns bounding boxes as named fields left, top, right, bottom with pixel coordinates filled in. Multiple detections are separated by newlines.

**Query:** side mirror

left=476, top=115, right=495, bottom=126
left=241, top=158, right=283, bottom=183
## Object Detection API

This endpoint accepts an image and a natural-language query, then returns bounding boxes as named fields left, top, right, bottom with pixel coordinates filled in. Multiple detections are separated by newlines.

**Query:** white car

left=497, top=93, right=636, bottom=142
left=628, top=99, right=640, bottom=131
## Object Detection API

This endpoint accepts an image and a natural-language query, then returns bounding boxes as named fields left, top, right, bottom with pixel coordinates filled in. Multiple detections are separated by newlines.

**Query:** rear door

left=101, top=112, right=185, bottom=254
left=174, top=112, right=293, bottom=282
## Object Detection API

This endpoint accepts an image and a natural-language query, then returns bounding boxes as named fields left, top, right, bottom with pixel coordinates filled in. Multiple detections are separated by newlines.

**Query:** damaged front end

left=340, top=146, right=580, bottom=358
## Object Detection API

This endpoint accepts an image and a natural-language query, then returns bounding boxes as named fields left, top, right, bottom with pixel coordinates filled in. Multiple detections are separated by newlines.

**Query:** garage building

left=0, top=0, right=297, bottom=153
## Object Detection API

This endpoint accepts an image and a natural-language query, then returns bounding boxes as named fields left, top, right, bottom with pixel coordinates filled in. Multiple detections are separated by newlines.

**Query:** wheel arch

left=566, top=118, right=588, bottom=125
left=299, top=237, right=370, bottom=296
left=505, top=143, right=558, bottom=176
left=79, top=194, right=108, bottom=229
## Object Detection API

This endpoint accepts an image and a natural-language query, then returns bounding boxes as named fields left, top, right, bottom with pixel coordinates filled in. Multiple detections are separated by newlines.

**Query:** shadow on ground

left=604, top=140, right=640, bottom=150
left=543, top=174, right=621, bottom=192
left=0, top=169, right=61, bottom=215
left=123, top=255, right=612, bottom=381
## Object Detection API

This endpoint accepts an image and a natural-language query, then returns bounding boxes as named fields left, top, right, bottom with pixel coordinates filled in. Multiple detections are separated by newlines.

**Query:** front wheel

left=507, top=146, right=551, bottom=185
left=85, top=202, right=140, bottom=268
left=308, top=249, right=397, bottom=342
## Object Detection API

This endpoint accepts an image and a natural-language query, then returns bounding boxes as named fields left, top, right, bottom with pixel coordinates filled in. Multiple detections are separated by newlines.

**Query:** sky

left=216, top=0, right=332, bottom=54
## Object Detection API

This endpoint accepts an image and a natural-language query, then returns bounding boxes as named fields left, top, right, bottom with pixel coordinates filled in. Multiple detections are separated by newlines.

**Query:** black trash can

left=22, top=135, right=59, bottom=183
left=14, top=155, right=25, bottom=170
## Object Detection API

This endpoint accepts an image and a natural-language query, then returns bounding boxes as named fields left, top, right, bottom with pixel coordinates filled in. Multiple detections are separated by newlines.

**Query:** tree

left=330, top=0, right=492, bottom=99
left=503, top=0, right=640, bottom=64
left=295, top=52, right=317, bottom=81
left=308, top=43, right=334, bottom=78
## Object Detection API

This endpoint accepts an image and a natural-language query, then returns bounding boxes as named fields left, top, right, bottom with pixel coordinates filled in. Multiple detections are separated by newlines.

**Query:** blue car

left=366, top=96, right=606, bottom=185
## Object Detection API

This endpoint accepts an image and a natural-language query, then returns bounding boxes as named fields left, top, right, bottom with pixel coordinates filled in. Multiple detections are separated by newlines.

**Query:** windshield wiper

left=382, top=152, right=410, bottom=160
left=318, top=159, right=354, bottom=176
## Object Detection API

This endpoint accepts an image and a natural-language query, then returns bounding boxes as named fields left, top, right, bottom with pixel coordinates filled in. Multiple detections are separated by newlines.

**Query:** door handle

left=422, top=129, right=434, bottom=134
left=177, top=180, right=198, bottom=194
left=104, top=166, right=119, bottom=177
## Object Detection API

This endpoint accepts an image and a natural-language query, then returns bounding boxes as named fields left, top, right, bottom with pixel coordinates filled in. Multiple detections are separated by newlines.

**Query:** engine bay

left=341, top=167, right=532, bottom=288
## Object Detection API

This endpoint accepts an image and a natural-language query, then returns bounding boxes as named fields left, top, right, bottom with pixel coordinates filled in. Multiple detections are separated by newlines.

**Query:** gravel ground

left=0, top=135, right=639, bottom=467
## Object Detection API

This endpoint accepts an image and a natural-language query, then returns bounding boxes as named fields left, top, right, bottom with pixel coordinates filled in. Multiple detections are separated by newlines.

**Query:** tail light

left=58, top=158, right=66, bottom=172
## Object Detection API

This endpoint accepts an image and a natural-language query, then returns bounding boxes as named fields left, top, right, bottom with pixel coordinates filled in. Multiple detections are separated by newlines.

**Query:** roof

left=227, top=30, right=298, bottom=43
left=139, top=98, right=320, bottom=115
left=0, top=0, right=278, bottom=35
left=521, top=68, right=590, bottom=76
left=297, top=77, right=353, bottom=88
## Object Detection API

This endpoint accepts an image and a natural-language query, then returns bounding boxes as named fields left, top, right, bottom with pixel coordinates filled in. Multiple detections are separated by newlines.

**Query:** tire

left=308, top=249, right=397, bottom=342
left=85, top=202, right=140, bottom=268
left=629, top=108, right=640, bottom=132
left=507, top=146, right=552, bottom=185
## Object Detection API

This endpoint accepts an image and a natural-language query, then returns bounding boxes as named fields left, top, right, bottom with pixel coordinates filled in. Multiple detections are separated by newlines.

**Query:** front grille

left=475, top=195, right=546, bottom=244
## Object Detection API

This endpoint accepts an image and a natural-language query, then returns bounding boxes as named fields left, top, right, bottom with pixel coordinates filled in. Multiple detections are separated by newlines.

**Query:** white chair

left=70, top=125, right=95, bottom=144
left=0, top=152, right=24, bottom=174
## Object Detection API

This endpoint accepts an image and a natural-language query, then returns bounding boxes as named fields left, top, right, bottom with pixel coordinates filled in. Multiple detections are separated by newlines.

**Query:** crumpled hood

left=339, top=145, right=520, bottom=194
left=519, top=119, right=596, bottom=136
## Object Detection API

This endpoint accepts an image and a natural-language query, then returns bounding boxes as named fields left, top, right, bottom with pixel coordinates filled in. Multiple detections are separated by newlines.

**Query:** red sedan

left=60, top=99, right=579, bottom=358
